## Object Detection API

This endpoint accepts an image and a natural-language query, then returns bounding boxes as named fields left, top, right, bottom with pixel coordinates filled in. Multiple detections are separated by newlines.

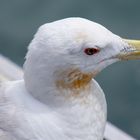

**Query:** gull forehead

left=33, top=17, right=114, bottom=50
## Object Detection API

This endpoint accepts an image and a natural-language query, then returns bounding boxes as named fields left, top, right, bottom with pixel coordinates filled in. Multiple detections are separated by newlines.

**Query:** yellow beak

left=118, top=39, right=140, bottom=60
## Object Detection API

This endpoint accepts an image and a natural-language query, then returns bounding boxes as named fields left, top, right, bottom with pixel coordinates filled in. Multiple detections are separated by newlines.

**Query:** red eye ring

left=84, top=48, right=100, bottom=55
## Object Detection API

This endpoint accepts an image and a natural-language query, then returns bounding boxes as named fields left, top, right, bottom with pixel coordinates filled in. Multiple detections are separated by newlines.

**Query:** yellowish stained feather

left=55, top=69, right=98, bottom=92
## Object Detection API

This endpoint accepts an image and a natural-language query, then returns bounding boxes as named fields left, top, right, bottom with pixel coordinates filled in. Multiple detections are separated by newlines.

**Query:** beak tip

left=119, top=39, right=140, bottom=60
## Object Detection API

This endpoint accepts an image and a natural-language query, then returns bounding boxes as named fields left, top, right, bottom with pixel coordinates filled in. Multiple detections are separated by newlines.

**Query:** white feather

left=0, top=17, right=126, bottom=140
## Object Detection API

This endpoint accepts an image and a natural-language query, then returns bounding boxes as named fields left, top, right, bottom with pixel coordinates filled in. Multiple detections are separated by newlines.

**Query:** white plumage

left=0, top=18, right=140, bottom=140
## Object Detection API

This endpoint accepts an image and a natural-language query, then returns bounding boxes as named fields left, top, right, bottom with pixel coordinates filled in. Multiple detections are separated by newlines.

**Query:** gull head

left=24, top=18, right=140, bottom=101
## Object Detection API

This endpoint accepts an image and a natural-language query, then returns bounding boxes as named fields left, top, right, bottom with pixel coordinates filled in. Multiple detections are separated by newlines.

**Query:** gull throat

left=55, top=69, right=93, bottom=91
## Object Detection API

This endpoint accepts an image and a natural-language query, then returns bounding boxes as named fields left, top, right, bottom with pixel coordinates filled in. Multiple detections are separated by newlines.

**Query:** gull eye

left=84, top=48, right=100, bottom=55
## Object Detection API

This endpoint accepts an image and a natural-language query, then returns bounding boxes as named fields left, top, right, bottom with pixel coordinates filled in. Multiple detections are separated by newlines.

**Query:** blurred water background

left=0, top=0, right=140, bottom=139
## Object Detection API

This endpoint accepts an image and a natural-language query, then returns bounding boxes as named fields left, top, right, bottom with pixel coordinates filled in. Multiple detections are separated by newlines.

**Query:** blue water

left=0, top=0, right=140, bottom=139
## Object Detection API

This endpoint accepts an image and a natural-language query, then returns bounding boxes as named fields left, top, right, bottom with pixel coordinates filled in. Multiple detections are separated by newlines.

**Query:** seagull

left=0, top=18, right=140, bottom=140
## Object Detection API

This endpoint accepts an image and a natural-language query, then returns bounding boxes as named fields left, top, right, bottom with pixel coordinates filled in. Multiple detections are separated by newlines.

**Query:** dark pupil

left=85, top=48, right=99, bottom=55
left=88, top=48, right=94, bottom=55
